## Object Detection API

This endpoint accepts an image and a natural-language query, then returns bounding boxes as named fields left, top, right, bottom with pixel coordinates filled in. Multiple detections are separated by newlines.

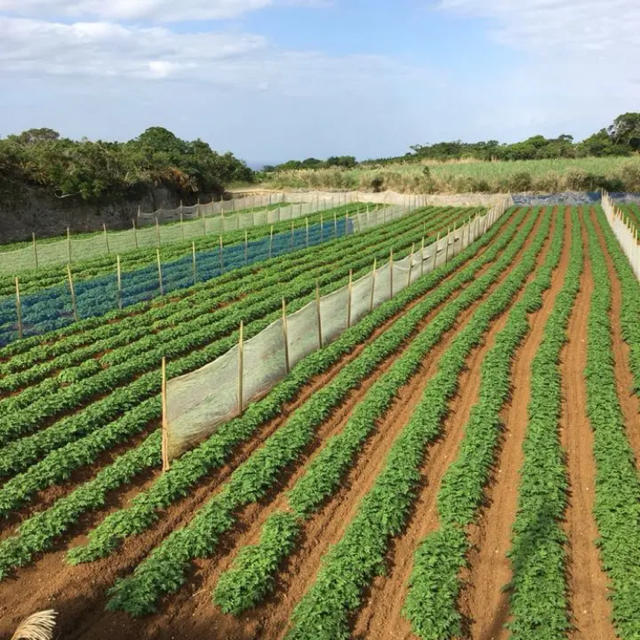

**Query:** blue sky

left=0, top=0, right=638, bottom=165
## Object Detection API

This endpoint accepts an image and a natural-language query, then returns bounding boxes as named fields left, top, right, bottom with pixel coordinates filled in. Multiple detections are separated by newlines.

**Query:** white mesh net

left=320, top=285, right=350, bottom=344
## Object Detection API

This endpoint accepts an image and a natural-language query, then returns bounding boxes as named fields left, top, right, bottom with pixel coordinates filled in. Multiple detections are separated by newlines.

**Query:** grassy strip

left=583, top=209, right=640, bottom=639
left=593, top=205, right=640, bottom=395
left=283, top=209, right=553, bottom=640
left=100, top=211, right=529, bottom=616
left=212, top=209, right=537, bottom=615
left=505, top=209, right=582, bottom=638
left=0, top=207, right=517, bottom=579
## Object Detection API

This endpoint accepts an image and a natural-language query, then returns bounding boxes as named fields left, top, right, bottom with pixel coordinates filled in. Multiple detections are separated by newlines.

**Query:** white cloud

left=0, top=0, right=327, bottom=22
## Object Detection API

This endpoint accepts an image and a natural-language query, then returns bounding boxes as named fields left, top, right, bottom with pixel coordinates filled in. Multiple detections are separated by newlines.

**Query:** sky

left=0, top=0, right=638, bottom=166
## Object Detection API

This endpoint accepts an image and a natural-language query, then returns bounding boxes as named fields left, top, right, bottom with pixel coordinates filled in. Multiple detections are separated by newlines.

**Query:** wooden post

left=305, top=218, right=309, bottom=247
left=219, top=235, right=224, bottom=271
left=155, top=217, right=161, bottom=247
left=444, top=227, right=450, bottom=264
left=102, top=223, right=110, bottom=255
left=282, top=298, right=290, bottom=374
left=408, top=243, right=414, bottom=286
left=15, top=277, right=23, bottom=339
left=316, top=280, right=323, bottom=349
left=156, top=248, right=164, bottom=295
left=161, top=356, right=170, bottom=472
left=433, top=232, right=439, bottom=271
left=389, top=249, right=394, bottom=298
left=32, top=232, right=38, bottom=270
left=237, top=321, right=244, bottom=413
left=116, top=255, right=122, bottom=309
left=192, top=241, right=197, bottom=284
left=67, top=263, right=78, bottom=322
left=244, top=230, right=249, bottom=265
left=132, top=219, right=139, bottom=249
left=370, top=258, right=377, bottom=311
left=66, top=226, right=72, bottom=264
left=347, top=269, right=353, bottom=328
left=269, top=225, right=274, bottom=258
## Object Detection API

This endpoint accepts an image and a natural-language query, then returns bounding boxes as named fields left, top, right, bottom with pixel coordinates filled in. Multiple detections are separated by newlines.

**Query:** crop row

left=618, top=203, right=640, bottom=234
left=0, top=205, right=517, bottom=582
left=212, top=209, right=540, bottom=615
left=96, top=211, right=530, bottom=617
left=0, top=203, right=371, bottom=297
left=593, top=205, right=640, bottom=395
left=506, top=208, right=582, bottom=638
left=0, top=211, right=466, bottom=482
left=582, top=209, right=640, bottom=639
left=402, top=207, right=562, bottom=640
left=0, top=206, right=463, bottom=388
left=285, top=209, right=553, bottom=639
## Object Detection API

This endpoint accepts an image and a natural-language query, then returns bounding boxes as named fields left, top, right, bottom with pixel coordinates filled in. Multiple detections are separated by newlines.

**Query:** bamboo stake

left=116, top=255, right=122, bottom=309
left=282, top=298, right=290, bottom=374
left=15, top=277, right=23, bottom=339
left=238, top=321, right=244, bottom=413
left=408, top=243, right=414, bottom=286
left=192, top=241, right=197, bottom=284
left=316, top=280, right=323, bottom=349
left=347, top=269, right=353, bottom=328
left=433, top=232, right=439, bottom=271
left=67, top=264, right=78, bottom=322
left=156, top=248, right=164, bottom=295
left=389, top=249, right=394, bottom=298
left=103, top=223, right=110, bottom=254
left=444, top=227, right=450, bottom=264
left=161, top=357, right=170, bottom=472
left=370, top=258, right=377, bottom=312
left=32, top=232, right=38, bottom=270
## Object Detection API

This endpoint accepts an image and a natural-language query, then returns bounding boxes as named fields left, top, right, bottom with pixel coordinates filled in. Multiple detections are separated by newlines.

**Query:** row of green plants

left=403, top=208, right=564, bottom=639
left=211, top=209, right=538, bottom=615
left=0, top=207, right=516, bottom=579
left=506, top=209, right=582, bottom=638
left=583, top=210, right=640, bottom=639
left=0, top=207, right=458, bottom=437
left=593, top=205, right=640, bottom=395
left=0, top=203, right=373, bottom=296
left=0, top=206, right=462, bottom=387
left=0, top=206, right=466, bottom=396
left=0, top=210, right=466, bottom=485
left=97, top=211, right=529, bottom=616
left=285, top=210, right=553, bottom=639
left=618, top=203, right=640, bottom=235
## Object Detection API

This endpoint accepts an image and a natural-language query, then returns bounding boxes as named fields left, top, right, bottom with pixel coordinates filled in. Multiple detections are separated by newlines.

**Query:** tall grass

left=259, top=156, right=640, bottom=193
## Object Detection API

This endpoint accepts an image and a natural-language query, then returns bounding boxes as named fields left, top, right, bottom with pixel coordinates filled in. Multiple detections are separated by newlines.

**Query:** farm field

left=0, top=203, right=638, bottom=640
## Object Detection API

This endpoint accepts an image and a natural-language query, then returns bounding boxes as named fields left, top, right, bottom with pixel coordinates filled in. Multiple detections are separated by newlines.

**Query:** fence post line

left=389, top=249, right=394, bottom=297
left=155, top=217, right=161, bottom=247
left=32, top=232, right=38, bottom=270
left=156, top=248, right=164, bottom=295
left=269, top=225, right=274, bottom=259
left=103, top=223, right=110, bottom=255
left=219, top=235, right=224, bottom=271
left=347, top=269, right=353, bottom=328
left=67, top=263, right=78, bottom=322
left=316, top=280, right=323, bottom=349
left=66, top=226, right=72, bottom=264
left=192, top=241, right=197, bottom=284
left=132, top=219, right=139, bottom=249
left=161, top=356, right=170, bottom=472
left=237, top=321, right=244, bottom=414
left=305, top=218, right=309, bottom=247
left=116, top=255, right=122, bottom=309
left=369, top=258, right=377, bottom=311
left=282, top=298, right=290, bottom=374
left=244, top=230, right=249, bottom=265
left=15, top=277, right=23, bottom=339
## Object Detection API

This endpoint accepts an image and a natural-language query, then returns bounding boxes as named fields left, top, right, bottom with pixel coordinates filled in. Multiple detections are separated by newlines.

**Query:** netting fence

left=602, top=191, right=640, bottom=279
left=164, top=197, right=511, bottom=460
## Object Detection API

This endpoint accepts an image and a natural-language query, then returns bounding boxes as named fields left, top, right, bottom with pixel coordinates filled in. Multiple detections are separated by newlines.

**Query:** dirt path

left=591, top=208, right=640, bottom=463
left=561, top=210, right=616, bottom=640
left=350, top=209, right=555, bottom=640
left=457, top=207, right=571, bottom=640
left=0, top=212, right=526, bottom=640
